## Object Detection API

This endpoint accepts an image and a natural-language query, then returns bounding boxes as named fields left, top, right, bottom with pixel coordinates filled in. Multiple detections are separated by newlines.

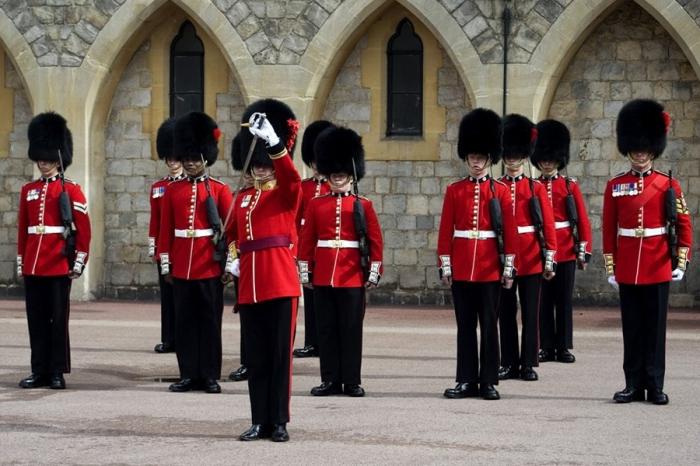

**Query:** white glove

left=607, top=275, right=619, bottom=291
left=225, top=258, right=240, bottom=278
left=248, top=112, right=280, bottom=147
left=671, top=268, right=685, bottom=282
left=16, top=255, right=22, bottom=278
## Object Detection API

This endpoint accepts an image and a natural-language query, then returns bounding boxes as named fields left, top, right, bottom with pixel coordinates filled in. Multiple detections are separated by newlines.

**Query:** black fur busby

left=301, top=120, right=334, bottom=167
left=531, top=119, right=571, bottom=169
left=239, top=99, right=298, bottom=168
left=502, top=113, right=536, bottom=159
left=457, top=108, right=502, bottom=163
left=616, top=99, right=669, bottom=158
left=27, top=112, right=73, bottom=169
left=156, top=117, right=176, bottom=160
left=173, top=112, right=221, bottom=166
left=315, top=126, right=365, bottom=181
left=230, top=132, right=244, bottom=171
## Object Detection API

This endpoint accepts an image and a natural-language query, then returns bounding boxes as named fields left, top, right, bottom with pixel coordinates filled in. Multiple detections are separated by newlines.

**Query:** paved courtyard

left=0, top=299, right=698, bottom=465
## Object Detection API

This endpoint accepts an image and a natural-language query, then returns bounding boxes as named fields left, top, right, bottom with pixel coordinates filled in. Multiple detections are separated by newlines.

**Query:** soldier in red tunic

left=497, top=114, right=557, bottom=383
left=227, top=99, right=301, bottom=442
left=531, top=120, right=592, bottom=364
left=148, top=118, right=185, bottom=354
left=158, top=112, right=233, bottom=395
left=604, top=99, right=692, bottom=405
left=17, top=112, right=91, bottom=390
left=293, top=120, right=333, bottom=359
left=298, top=126, right=383, bottom=398
left=438, top=108, right=518, bottom=401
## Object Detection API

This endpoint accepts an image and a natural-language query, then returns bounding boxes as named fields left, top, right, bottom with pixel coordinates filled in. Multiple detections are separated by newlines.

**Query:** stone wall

left=0, top=0, right=127, bottom=66
left=0, top=57, right=33, bottom=296
left=548, top=2, right=700, bottom=306
left=102, top=39, right=245, bottom=299
left=322, top=37, right=470, bottom=305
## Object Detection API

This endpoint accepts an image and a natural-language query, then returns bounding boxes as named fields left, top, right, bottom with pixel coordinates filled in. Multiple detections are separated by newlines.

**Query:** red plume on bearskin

left=173, top=112, right=220, bottom=166
left=457, top=108, right=502, bottom=164
left=616, top=99, right=667, bottom=158
left=502, top=113, right=536, bottom=159
left=315, top=126, right=365, bottom=181
left=301, top=120, right=335, bottom=168
left=27, top=111, right=73, bottom=169
left=531, top=119, right=571, bottom=170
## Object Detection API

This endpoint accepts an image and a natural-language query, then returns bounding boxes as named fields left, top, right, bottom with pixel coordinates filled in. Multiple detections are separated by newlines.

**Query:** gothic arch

left=303, top=0, right=480, bottom=121
left=531, top=0, right=700, bottom=120
left=0, top=10, right=38, bottom=109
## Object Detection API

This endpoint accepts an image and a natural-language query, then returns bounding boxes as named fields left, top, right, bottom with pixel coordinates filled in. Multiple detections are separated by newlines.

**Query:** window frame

left=169, top=20, right=205, bottom=118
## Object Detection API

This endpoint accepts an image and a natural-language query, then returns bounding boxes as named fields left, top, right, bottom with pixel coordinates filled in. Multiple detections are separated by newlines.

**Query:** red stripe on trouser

left=287, top=297, right=298, bottom=420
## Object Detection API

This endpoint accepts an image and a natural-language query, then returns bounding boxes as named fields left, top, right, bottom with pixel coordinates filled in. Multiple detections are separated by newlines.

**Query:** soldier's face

left=37, top=160, right=59, bottom=177
left=329, top=173, right=353, bottom=192
left=466, top=154, right=489, bottom=175
left=252, top=165, right=274, bottom=181
left=628, top=151, right=653, bottom=171
left=183, top=158, right=205, bottom=176
left=538, top=160, right=558, bottom=175
left=165, top=158, right=182, bottom=174
left=504, top=156, right=525, bottom=173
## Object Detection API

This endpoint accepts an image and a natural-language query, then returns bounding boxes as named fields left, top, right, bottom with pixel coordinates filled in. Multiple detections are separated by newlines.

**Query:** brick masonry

left=548, top=3, right=700, bottom=307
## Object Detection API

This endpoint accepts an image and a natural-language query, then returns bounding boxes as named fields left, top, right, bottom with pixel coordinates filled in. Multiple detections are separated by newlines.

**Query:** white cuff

left=159, top=253, right=170, bottom=275
left=298, top=261, right=310, bottom=284
left=148, top=237, right=156, bottom=257
left=72, top=251, right=87, bottom=275
left=439, top=255, right=452, bottom=277
left=368, top=261, right=381, bottom=285
left=544, top=250, right=556, bottom=273
left=503, top=254, right=515, bottom=279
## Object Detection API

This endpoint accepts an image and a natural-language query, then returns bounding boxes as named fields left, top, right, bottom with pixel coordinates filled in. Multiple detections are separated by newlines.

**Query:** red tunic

left=296, top=177, right=330, bottom=254
left=437, top=175, right=518, bottom=282
left=603, top=169, right=693, bottom=285
left=230, top=150, right=302, bottom=304
left=17, top=175, right=91, bottom=276
left=539, top=174, right=593, bottom=262
left=499, top=174, right=558, bottom=276
left=299, top=192, right=383, bottom=287
left=148, top=174, right=185, bottom=259
left=158, top=175, right=233, bottom=280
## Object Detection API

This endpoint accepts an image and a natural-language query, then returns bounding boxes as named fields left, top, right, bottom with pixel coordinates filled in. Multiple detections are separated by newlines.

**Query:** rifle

left=57, top=150, right=76, bottom=267
left=203, top=174, right=227, bottom=271
left=665, top=170, right=678, bottom=269
left=564, top=177, right=586, bottom=269
left=528, top=178, right=548, bottom=266
left=489, top=179, right=505, bottom=266
left=352, top=159, right=370, bottom=281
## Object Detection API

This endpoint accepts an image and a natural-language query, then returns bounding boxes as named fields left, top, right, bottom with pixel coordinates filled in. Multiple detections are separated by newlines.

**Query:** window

left=386, top=19, right=423, bottom=137
left=170, top=21, right=204, bottom=117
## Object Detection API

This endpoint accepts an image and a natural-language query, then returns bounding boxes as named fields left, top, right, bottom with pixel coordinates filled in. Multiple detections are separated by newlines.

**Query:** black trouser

left=302, top=287, right=318, bottom=348
left=158, top=263, right=176, bottom=347
left=239, top=313, right=247, bottom=366
left=451, top=281, right=500, bottom=385
left=540, top=260, right=575, bottom=351
left=619, top=282, right=669, bottom=391
left=24, top=276, right=72, bottom=375
left=314, top=287, right=365, bottom=385
left=499, top=274, right=541, bottom=368
left=172, top=277, right=223, bottom=380
left=239, top=298, right=296, bottom=425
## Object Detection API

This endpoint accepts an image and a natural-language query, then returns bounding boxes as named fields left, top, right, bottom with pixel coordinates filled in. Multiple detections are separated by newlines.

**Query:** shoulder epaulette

left=654, top=169, right=671, bottom=178
left=565, top=176, right=577, bottom=183
left=64, top=178, right=78, bottom=185
left=208, top=177, right=226, bottom=185
left=611, top=171, right=627, bottom=179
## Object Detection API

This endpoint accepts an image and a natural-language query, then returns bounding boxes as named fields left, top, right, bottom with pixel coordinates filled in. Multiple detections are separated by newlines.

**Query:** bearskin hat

left=156, top=117, right=176, bottom=160
left=173, top=112, right=221, bottom=166
left=301, top=120, right=335, bottom=167
left=616, top=99, right=669, bottom=158
left=457, top=108, right=502, bottom=163
left=27, top=112, right=73, bottom=169
left=315, top=126, right=365, bottom=181
left=239, top=98, right=298, bottom=168
left=502, top=113, right=537, bottom=159
left=531, top=119, right=571, bottom=170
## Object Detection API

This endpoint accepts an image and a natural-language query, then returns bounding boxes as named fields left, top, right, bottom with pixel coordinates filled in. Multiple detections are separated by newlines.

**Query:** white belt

left=555, top=221, right=571, bottom=229
left=27, top=225, right=65, bottom=234
left=453, top=229, right=496, bottom=239
left=174, top=228, right=214, bottom=238
left=317, top=239, right=359, bottom=248
left=618, top=226, right=667, bottom=238
left=517, top=225, right=536, bottom=234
